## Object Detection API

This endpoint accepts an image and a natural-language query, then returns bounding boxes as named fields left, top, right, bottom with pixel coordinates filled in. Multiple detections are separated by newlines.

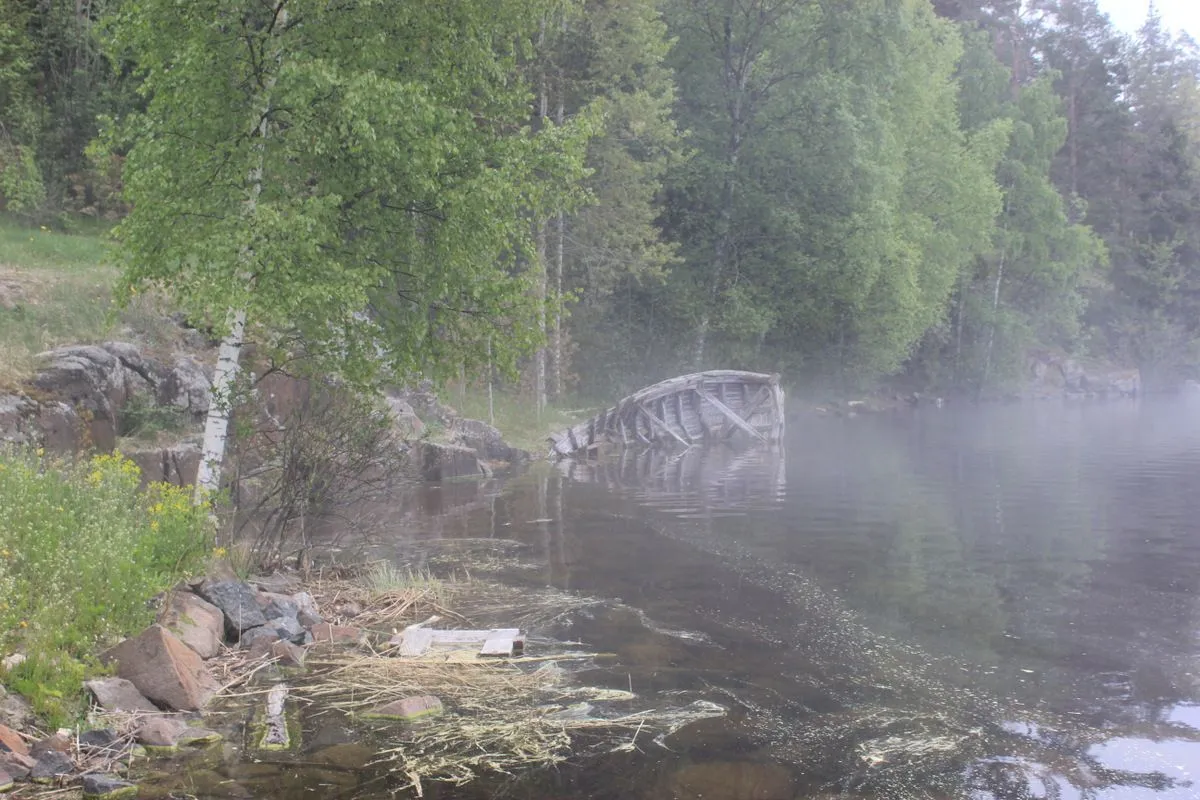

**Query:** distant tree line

left=2, top=0, right=1199, bottom=397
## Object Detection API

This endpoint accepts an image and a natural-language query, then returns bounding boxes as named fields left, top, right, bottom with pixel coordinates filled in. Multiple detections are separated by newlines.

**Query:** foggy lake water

left=419, top=398, right=1200, bottom=799
left=150, top=398, right=1200, bottom=799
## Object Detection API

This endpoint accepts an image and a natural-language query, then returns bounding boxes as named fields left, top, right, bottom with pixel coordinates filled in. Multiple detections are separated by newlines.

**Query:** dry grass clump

left=192, top=562, right=725, bottom=795
left=299, top=653, right=645, bottom=794
left=305, top=561, right=460, bottom=631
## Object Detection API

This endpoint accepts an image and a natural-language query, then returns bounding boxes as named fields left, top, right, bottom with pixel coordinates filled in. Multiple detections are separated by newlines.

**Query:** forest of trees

left=2, top=0, right=1200, bottom=400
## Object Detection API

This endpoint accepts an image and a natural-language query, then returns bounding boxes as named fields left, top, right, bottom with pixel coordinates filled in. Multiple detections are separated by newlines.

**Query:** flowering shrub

left=0, top=448, right=211, bottom=723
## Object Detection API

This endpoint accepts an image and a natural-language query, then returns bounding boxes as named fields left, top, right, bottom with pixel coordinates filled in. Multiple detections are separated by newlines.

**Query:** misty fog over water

left=398, top=398, right=1200, bottom=799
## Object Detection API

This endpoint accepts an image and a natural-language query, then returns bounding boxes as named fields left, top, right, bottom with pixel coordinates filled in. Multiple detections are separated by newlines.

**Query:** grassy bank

left=0, top=448, right=212, bottom=724
left=0, top=215, right=194, bottom=390
left=0, top=216, right=117, bottom=387
left=445, top=387, right=589, bottom=455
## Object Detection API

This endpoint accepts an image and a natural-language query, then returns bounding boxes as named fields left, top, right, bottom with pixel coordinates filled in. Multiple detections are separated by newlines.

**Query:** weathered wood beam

left=638, top=402, right=691, bottom=448
left=664, top=395, right=693, bottom=443
left=675, top=392, right=694, bottom=442
left=696, top=388, right=767, bottom=443
left=723, top=385, right=771, bottom=440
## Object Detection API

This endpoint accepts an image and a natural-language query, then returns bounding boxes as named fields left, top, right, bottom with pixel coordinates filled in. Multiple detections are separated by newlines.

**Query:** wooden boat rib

left=548, top=370, right=785, bottom=458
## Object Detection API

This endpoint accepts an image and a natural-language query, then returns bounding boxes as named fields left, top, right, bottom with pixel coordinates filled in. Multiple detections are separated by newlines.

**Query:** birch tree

left=107, top=0, right=591, bottom=499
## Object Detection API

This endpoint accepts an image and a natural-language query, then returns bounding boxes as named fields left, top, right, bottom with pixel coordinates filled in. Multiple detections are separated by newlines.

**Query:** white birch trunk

left=978, top=248, right=1006, bottom=399
left=195, top=311, right=247, bottom=502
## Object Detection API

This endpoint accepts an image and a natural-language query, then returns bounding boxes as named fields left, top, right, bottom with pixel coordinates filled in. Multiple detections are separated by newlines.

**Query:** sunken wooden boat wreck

left=548, top=370, right=785, bottom=458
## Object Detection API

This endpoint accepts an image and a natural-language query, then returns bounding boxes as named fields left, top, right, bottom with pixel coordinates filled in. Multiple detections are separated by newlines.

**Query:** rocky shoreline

left=0, top=570, right=326, bottom=795
left=0, top=342, right=530, bottom=486
left=0, top=566, right=463, bottom=796
left=800, top=353, right=1143, bottom=418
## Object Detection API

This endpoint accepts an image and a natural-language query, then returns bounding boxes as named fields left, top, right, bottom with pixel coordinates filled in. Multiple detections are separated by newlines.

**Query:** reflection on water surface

left=169, top=399, right=1200, bottom=799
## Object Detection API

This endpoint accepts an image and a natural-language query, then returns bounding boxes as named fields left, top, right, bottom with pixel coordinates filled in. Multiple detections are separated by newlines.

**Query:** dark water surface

left=162, top=399, right=1200, bottom=799
left=415, top=400, right=1200, bottom=799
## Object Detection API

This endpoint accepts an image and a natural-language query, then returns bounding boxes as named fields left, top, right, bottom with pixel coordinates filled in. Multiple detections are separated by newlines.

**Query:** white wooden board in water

left=393, top=628, right=521, bottom=657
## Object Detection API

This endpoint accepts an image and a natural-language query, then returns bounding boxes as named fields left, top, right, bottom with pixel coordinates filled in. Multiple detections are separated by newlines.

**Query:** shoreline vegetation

left=0, top=463, right=720, bottom=796
left=0, top=449, right=212, bottom=724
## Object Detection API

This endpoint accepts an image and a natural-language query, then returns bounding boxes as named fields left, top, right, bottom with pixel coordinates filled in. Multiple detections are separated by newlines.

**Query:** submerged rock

left=135, top=717, right=189, bottom=748
left=82, top=773, right=138, bottom=798
left=415, top=440, right=485, bottom=481
left=363, top=695, right=443, bottom=722
left=135, top=716, right=221, bottom=749
left=309, top=743, right=374, bottom=770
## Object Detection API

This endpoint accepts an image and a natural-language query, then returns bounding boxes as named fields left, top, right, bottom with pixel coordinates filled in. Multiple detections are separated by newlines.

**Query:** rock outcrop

left=414, top=440, right=488, bottom=481
left=0, top=341, right=211, bottom=454
left=1025, top=352, right=1140, bottom=399
left=387, top=383, right=528, bottom=479
left=449, top=417, right=525, bottom=464
left=125, top=442, right=202, bottom=487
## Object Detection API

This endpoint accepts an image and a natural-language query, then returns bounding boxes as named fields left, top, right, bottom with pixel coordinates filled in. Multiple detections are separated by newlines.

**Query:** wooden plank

left=428, top=628, right=520, bottom=645
left=394, top=628, right=434, bottom=657
left=674, top=392, right=694, bottom=442
left=479, top=638, right=514, bottom=657
left=723, top=385, right=770, bottom=440
left=637, top=402, right=690, bottom=448
left=697, top=388, right=767, bottom=443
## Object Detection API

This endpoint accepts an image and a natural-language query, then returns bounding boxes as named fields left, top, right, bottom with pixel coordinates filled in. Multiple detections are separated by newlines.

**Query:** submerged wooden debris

left=388, top=626, right=526, bottom=658
left=557, top=439, right=786, bottom=508
left=548, top=370, right=786, bottom=458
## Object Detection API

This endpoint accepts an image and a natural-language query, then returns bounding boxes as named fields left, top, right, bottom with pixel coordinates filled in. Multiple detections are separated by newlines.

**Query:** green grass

left=0, top=448, right=213, bottom=725
left=0, top=214, right=193, bottom=390
left=0, top=215, right=118, bottom=387
left=0, top=214, right=112, bottom=271
left=446, top=387, right=592, bottom=455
